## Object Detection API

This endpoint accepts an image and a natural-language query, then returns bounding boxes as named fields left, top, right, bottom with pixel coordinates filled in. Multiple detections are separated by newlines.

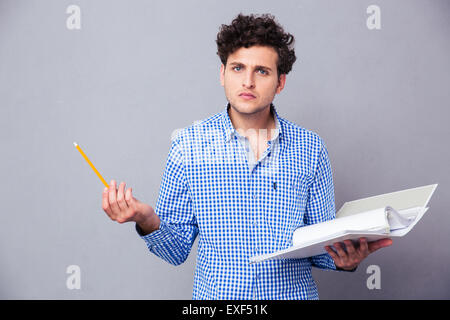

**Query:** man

left=101, top=13, right=392, bottom=299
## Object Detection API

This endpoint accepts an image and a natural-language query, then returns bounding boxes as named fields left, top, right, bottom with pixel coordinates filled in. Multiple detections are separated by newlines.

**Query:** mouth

left=239, top=93, right=256, bottom=100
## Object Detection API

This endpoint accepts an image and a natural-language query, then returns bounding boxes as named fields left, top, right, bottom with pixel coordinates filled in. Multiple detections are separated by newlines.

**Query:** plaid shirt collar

left=221, top=102, right=283, bottom=143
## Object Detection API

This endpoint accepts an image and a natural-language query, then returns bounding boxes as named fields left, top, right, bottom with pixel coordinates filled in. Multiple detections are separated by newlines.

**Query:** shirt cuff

left=336, top=265, right=358, bottom=272
left=135, top=219, right=172, bottom=248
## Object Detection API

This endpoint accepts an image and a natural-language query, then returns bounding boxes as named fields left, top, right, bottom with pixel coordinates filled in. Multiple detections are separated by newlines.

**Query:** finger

left=325, top=246, right=340, bottom=261
left=102, top=187, right=114, bottom=219
left=108, top=179, right=120, bottom=218
left=125, top=187, right=132, bottom=206
left=359, top=238, right=370, bottom=257
left=117, top=181, right=129, bottom=211
left=125, top=187, right=137, bottom=210
left=344, top=240, right=357, bottom=256
left=368, top=238, right=393, bottom=254
left=333, top=242, right=348, bottom=259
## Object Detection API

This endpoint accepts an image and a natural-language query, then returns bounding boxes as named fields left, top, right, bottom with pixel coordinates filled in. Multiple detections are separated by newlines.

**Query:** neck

left=227, top=103, right=276, bottom=140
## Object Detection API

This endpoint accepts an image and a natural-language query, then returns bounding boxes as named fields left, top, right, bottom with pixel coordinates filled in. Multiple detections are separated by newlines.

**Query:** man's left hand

left=325, top=238, right=393, bottom=271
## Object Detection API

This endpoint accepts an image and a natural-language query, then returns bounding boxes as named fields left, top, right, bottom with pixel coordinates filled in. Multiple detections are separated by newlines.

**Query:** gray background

left=1, top=0, right=449, bottom=299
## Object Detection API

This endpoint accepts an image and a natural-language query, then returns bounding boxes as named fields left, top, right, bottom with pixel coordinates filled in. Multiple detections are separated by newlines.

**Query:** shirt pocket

left=264, top=172, right=312, bottom=250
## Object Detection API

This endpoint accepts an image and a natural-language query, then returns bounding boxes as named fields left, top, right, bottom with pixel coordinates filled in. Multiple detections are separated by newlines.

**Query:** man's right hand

left=102, top=179, right=160, bottom=234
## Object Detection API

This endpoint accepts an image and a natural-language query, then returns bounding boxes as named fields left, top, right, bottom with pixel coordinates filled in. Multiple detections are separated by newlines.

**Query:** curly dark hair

left=216, top=13, right=296, bottom=76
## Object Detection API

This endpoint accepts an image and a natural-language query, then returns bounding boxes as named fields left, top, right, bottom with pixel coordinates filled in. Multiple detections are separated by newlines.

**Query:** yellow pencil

left=73, top=142, right=109, bottom=188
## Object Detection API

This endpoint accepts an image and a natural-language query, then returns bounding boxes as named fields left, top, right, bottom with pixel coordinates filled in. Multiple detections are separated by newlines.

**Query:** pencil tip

left=73, top=142, right=78, bottom=147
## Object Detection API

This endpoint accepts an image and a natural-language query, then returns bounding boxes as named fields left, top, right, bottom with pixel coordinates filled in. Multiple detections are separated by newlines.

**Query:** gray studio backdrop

left=1, top=0, right=449, bottom=299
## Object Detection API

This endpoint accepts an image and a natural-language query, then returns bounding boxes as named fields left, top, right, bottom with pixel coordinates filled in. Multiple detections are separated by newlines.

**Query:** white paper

left=291, top=207, right=390, bottom=246
left=336, top=184, right=437, bottom=218
left=249, top=184, right=437, bottom=263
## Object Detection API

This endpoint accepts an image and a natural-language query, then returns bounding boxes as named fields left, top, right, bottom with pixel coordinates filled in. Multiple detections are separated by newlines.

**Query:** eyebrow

left=228, top=61, right=273, bottom=72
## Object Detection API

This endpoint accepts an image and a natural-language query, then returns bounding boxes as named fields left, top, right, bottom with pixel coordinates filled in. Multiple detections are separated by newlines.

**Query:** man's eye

left=258, top=69, right=267, bottom=75
left=233, top=66, right=241, bottom=71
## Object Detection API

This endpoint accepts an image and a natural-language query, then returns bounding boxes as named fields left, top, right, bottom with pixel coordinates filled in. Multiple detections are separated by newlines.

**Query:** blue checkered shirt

left=136, top=103, right=339, bottom=299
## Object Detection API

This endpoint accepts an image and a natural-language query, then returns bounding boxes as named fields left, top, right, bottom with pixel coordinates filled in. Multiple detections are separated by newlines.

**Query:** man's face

left=220, top=45, right=286, bottom=116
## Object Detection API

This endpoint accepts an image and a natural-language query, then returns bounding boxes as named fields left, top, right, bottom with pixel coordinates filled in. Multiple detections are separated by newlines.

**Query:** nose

left=242, top=70, right=255, bottom=89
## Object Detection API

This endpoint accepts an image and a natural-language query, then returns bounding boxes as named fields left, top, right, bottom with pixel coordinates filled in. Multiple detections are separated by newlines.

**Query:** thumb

left=369, top=238, right=393, bottom=253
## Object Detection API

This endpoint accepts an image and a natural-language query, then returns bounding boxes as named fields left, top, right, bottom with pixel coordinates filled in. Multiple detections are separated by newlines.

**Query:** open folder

left=249, top=184, right=438, bottom=263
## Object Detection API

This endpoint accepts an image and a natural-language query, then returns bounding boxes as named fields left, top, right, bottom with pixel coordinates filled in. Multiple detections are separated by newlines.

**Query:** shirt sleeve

left=136, top=137, right=198, bottom=266
left=304, top=139, right=338, bottom=271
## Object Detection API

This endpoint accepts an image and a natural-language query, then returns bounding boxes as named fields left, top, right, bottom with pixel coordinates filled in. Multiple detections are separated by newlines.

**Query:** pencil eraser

left=73, top=142, right=78, bottom=147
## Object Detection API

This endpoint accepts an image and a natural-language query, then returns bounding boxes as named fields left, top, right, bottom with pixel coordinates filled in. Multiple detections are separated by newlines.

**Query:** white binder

left=250, top=184, right=438, bottom=263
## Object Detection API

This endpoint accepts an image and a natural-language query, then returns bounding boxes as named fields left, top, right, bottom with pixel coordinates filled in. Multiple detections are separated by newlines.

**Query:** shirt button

left=253, top=220, right=258, bottom=227
left=252, top=193, right=257, bottom=200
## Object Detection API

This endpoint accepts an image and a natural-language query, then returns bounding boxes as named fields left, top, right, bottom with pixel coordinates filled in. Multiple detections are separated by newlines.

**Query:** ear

left=220, top=63, right=225, bottom=87
left=275, top=73, right=286, bottom=94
